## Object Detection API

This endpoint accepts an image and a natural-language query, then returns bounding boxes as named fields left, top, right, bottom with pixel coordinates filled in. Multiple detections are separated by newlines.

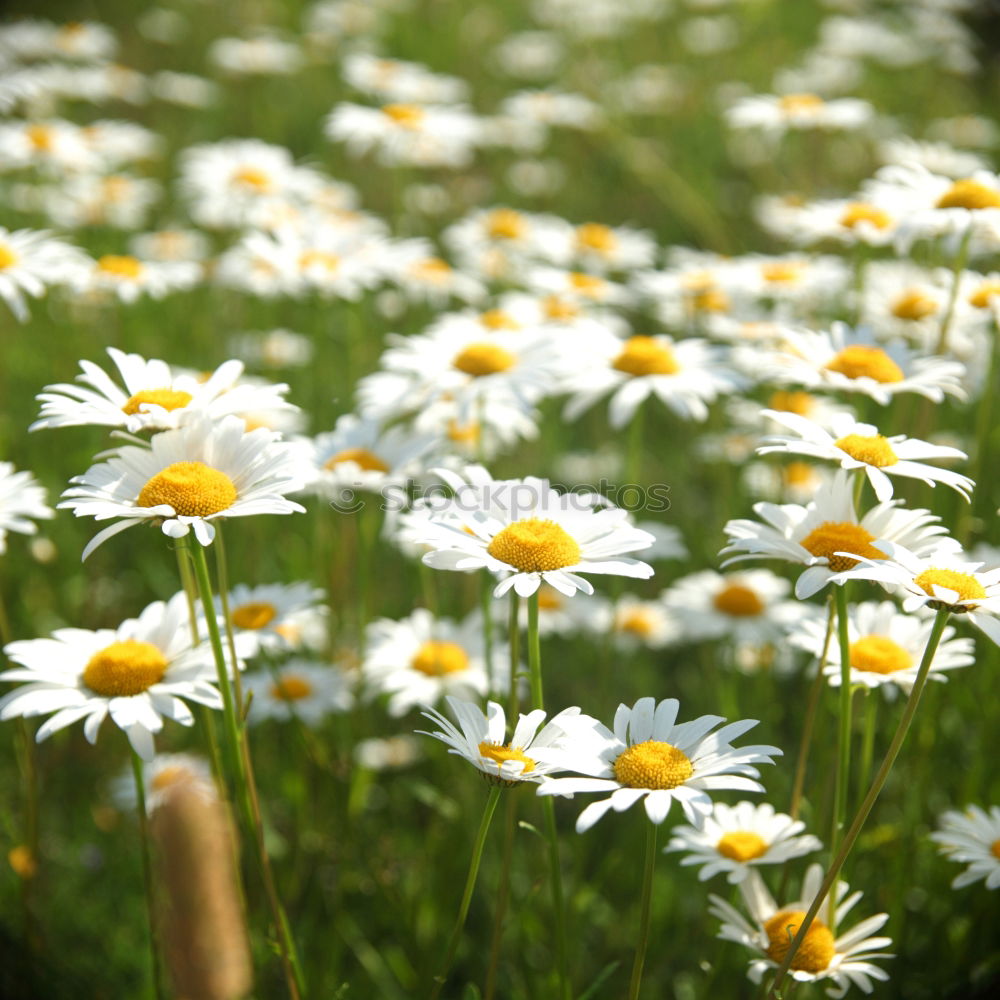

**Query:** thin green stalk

left=527, top=593, right=570, bottom=1000
left=768, top=609, right=951, bottom=998
left=507, top=594, right=520, bottom=722
left=625, top=404, right=645, bottom=488
left=484, top=792, right=518, bottom=1000
left=481, top=575, right=496, bottom=697
left=213, top=523, right=245, bottom=708
left=856, top=691, right=878, bottom=809
left=429, top=787, right=502, bottom=999
left=935, top=224, right=972, bottom=355
left=131, top=751, right=165, bottom=1000
left=628, top=821, right=658, bottom=1000
left=962, top=311, right=999, bottom=544
left=829, top=583, right=854, bottom=930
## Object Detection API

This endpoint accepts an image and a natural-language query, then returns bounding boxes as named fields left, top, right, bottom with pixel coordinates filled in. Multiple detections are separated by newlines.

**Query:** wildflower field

left=4, top=0, right=1000, bottom=998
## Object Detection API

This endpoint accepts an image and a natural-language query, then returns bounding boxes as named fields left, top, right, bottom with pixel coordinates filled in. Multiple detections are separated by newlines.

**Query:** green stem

left=856, top=691, right=878, bottom=809
left=507, top=594, right=520, bottom=722
left=768, top=609, right=951, bottom=998
left=527, top=593, right=570, bottom=1000
left=213, top=524, right=245, bottom=709
left=935, top=224, right=972, bottom=355
left=484, top=792, right=518, bottom=1000
left=481, top=575, right=496, bottom=697
left=626, top=404, right=645, bottom=488
left=429, top=787, right=502, bottom=999
left=628, top=821, right=658, bottom=1000
left=131, top=751, right=165, bottom=1000
left=829, top=583, right=854, bottom=930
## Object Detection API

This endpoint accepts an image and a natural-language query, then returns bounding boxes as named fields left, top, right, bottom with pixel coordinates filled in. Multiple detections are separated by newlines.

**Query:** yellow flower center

left=568, top=272, right=606, bottom=297
left=762, top=260, right=806, bottom=284
left=26, top=124, right=54, bottom=151
left=487, top=519, right=581, bottom=573
left=231, top=166, right=273, bottom=191
left=270, top=675, right=313, bottom=701
left=537, top=586, right=564, bottom=611
left=486, top=208, right=525, bottom=241
left=784, top=462, right=817, bottom=488
left=381, top=103, right=425, bottom=128
left=324, top=448, right=389, bottom=473
left=833, top=433, right=899, bottom=467
left=612, top=336, right=680, bottom=377
left=8, top=846, right=37, bottom=880
left=231, top=601, right=277, bottom=630
left=716, top=831, right=769, bottom=862
left=688, top=286, right=730, bottom=313
left=839, top=202, right=892, bottom=230
left=446, top=420, right=480, bottom=445
left=542, top=295, right=579, bottom=321
left=97, top=254, right=144, bottom=280
left=101, top=175, right=131, bottom=202
left=480, top=309, right=521, bottom=330
left=137, top=461, right=238, bottom=517
left=299, top=250, right=340, bottom=272
left=991, top=839, right=1000, bottom=861
left=778, top=93, right=825, bottom=114
left=824, top=346, right=904, bottom=384
left=914, top=568, right=986, bottom=603
left=849, top=635, right=912, bottom=674
left=769, top=390, right=815, bottom=416
left=0, top=243, right=16, bottom=270
left=150, top=765, right=193, bottom=791
left=411, top=640, right=470, bottom=676
left=935, top=178, right=1000, bottom=210
left=576, top=223, right=617, bottom=253
left=617, top=608, right=656, bottom=637
left=968, top=281, right=1000, bottom=309
left=713, top=583, right=765, bottom=617
left=890, top=290, right=938, bottom=321
left=453, top=343, right=516, bottom=377
left=411, top=257, right=452, bottom=282
left=82, top=639, right=168, bottom=697
left=764, top=910, right=835, bottom=973
left=477, top=742, right=536, bottom=774
left=800, top=520, right=884, bottom=572
left=613, top=740, right=694, bottom=790
left=121, top=388, right=193, bottom=417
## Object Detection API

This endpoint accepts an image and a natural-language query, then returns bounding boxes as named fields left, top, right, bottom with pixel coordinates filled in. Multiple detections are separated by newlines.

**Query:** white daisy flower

left=930, top=805, right=1000, bottom=890
left=663, top=569, right=809, bottom=645
left=710, top=865, right=892, bottom=996
left=562, top=329, right=742, bottom=428
left=0, top=460, right=54, bottom=554
left=418, top=696, right=583, bottom=785
left=725, top=92, right=874, bottom=136
left=65, top=253, right=201, bottom=304
left=535, top=696, right=782, bottom=832
left=721, top=469, right=959, bottom=598
left=32, top=347, right=296, bottom=433
left=342, top=53, right=468, bottom=104
left=567, top=593, right=680, bottom=651
left=0, top=593, right=223, bottom=760
left=777, top=198, right=899, bottom=248
left=362, top=608, right=506, bottom=716
left=756, top=409, right=974, bottom=502
left=666, top=801, right=822, bottom=884
left=570, top=221, right=657, bottom=274
left=354, top=735, right=423, bottom=771
left=112, top=752, right=216, bottom=813
left=307, top=413, right=436, bottom=497
left=761, top=322, right=966, bottom=404
left=828, top=542, right=1000, bottom=646
left=209, top=34, right=305, bottom=77
left=243, top=660, right=354, bottom=726
left=418, top=467, right=655, bottom=598
left=60, top=415, right=307, bottom=559
left=129, top=228, right=211, bottom=263
left=0, top=226, right=88, bottom=321
left=790, top=600, right=974, bottom=697
left=212, top=582, right=327, bottom=658
left=499, top=89, right=600, bottom=130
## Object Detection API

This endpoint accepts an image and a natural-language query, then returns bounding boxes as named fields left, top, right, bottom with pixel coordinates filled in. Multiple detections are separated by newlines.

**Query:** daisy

left=362, top=608, right=505, bottom=716
left=498, top=90, right=599, bottom=131
left=0, top=461, right=54, bottom=554
left=418, top=696, right=583, bottom=785
left=112, top=752, right=216, bottom=813
left=535, top=696, right=781, bottom=831
left=212, top=582, right=327, bottom=658
left=790, top=600, right=974, bottom=697
left=779, top=198, right=899, bottom=248
left=306, top=413, right=436, bottom=498
left=930, top=805, right=1000, bottom=890
left=60, top=415, right=306, bottom=558
left=666, top=801, right=822, bottom=884
left=757, top=409, right=974, bottom=502
left=444, top=207, right=573, bottom=278
left=342, top=53, right=468, bottom=104
left=760, top=322, right=966, bottom=404
left=65, top=253, right=201, bottom=304
left=663, top=569, right=809, bottom=645
left=355, top=735, right=423, bottom=771
left=418, top=467, right=655, bottom=598
left=243, top=660, right=354, bottom=725
left=577, top=593, right=681, bottom=651
left=32, top=347, right=296, bottom=434
left=725, top=92, right=874, bottom=136
left=0, top=226, right=88, bottom=321
left=721, top=469, right=959, bottom=598
left=710, top=865, right=892, bottom=996
left=562, top=329, right=742, bottom=428
left=0, top=593, right=223, bottom=760
left=829, top=542, right=1000, bottom=645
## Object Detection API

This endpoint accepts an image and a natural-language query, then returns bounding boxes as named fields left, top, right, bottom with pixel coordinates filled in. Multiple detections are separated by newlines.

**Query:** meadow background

left=2, top=1, right=1000, bottom=998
